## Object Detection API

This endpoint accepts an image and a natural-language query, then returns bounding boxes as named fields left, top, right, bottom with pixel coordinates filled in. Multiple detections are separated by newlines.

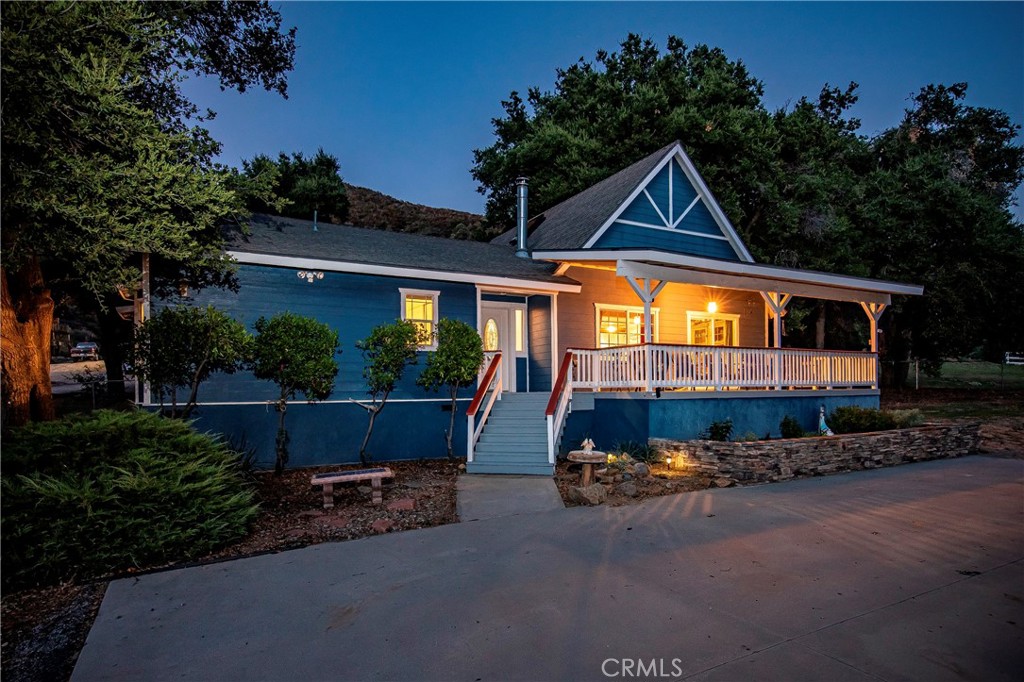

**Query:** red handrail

left=467, top=352, right=501, bottom=416
left=545, top=351, right=575, bottom=417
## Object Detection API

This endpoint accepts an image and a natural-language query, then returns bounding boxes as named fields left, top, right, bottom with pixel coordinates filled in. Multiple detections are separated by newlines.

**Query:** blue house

left=139, top=141, right=922, bottom=474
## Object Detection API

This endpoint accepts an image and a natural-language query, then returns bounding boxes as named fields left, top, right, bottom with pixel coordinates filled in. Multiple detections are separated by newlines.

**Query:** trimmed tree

left=355, top=320, right=420, bottom=464
left=129, top=306, right=253, bottom=418
left=416, top=319, right=485, bottom=459
left=252, top=313, right=340, bottom=474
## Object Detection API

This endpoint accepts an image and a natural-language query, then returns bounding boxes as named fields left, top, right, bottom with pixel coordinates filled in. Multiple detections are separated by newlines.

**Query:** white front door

left=480, top=303, right=525, bottom=392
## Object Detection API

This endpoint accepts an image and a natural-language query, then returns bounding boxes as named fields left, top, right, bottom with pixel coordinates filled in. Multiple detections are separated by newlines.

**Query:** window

left=687, top=311, right=739, bottom=347
left=514, top=309, right=524, bottom=353
left=596, top=305, right=659, bottom=348
left=483, top=318, right=499, bottom=352
left=401, top=289, right=439, bottom=349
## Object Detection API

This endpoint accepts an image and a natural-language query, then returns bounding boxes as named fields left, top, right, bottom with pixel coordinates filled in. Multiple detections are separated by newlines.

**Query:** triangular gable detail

left=582, top=144, right=754, bottom=262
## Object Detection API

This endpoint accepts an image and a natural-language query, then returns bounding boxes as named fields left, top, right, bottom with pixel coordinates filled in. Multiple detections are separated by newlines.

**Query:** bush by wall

left=827, top=406, right=898, bottom=434
left=1, top=410, right=259, bottom=590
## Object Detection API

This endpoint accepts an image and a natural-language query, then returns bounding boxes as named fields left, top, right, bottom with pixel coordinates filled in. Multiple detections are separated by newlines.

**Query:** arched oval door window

left=484, top=318, right=499, bottom=351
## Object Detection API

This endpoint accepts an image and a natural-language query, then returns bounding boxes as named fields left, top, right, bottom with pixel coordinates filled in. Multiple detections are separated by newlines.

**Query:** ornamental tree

left=128, top=306, right=253, bottom=418
left=252, top=313, right=340, bottom=474
left=416, top=319, right=485, bottom=459
left=355, top=320, right=420, bottom=464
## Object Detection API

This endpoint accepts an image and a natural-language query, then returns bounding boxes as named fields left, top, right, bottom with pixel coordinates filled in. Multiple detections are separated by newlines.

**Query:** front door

left=480, top=303, right=525, bottom=392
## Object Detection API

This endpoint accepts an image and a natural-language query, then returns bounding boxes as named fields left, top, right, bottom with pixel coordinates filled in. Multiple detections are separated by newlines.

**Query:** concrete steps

left=467, top=393, right=553, bottom=476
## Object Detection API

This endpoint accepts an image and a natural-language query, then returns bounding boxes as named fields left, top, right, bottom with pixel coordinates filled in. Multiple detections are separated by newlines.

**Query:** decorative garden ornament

left=818, top=405, right=834, bottom=436
left=581, top=438, right=596, bottom=454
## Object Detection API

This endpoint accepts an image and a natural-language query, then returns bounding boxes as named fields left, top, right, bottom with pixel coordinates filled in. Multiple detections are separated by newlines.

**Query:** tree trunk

left=274, top=397, right=289, bottom=475
left=446, top=387, right=458, bottom=460
left=359, top=405, right=379, bottom=465
left=1, top=261, right=56, bottom=427
left=815, top=301, right=826, bottom=350
left=97, top=299, right=130, bottom=397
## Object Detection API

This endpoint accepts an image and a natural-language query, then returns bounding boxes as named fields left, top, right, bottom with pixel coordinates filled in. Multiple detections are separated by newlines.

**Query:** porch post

left=860, top=302, right=886, bottom=388
left=760, top=291, right=792, bottom=390
left=625, top=275, right=667, bottom=393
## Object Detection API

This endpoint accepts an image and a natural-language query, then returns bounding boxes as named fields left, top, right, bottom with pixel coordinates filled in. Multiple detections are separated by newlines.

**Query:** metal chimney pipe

left=515, top=177, right=529, bottom=258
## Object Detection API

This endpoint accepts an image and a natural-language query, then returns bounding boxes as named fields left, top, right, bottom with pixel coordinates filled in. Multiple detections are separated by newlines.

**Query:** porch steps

left=467, top=393, right=554, bottom=476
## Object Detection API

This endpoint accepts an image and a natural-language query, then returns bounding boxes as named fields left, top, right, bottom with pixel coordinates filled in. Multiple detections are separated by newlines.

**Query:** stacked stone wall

left=651, top=423, right=981, bottom=486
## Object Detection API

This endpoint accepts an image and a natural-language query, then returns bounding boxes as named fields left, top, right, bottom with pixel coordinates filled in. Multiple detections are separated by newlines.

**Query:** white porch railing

left=570, top=344, right=877, bottom=391
left=466, top=352, right=502, bottom=463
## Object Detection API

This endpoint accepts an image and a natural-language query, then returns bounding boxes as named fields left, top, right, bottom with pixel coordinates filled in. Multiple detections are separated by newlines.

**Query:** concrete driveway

left=73, top=456, right=1024, bottom=681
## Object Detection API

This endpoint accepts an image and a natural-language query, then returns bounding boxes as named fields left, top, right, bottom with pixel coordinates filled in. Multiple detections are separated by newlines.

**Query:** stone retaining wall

left=651, top=423, right=981, bottom=485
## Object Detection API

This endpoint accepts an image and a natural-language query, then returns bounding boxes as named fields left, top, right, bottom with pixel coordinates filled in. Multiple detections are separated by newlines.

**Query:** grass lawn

left=912, top=360, right=1024, bottom=390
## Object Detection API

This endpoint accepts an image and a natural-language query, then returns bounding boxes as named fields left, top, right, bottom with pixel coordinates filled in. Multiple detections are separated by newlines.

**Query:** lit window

left=514, top=309, right=524, bottom=353
left=400, top=289, right=439, bottom=349
left=484, top=318, right=499, bottom=352
left=596, top=305, right=658, bottom=348
left=687, top=311, right=739, bottom=346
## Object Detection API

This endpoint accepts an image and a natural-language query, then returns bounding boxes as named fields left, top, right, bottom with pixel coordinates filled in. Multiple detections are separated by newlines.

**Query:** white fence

left=569, top=344, right=877, bottom=391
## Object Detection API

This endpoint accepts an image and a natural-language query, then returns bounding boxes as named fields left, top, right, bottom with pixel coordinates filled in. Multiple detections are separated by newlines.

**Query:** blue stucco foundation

left=563, top=391, right=879, bottom=453
left=178, top=400, right=469, bottom=469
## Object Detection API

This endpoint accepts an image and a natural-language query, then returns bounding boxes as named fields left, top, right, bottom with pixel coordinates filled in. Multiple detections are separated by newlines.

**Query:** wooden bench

left=310, top=467, right=393, bottom=509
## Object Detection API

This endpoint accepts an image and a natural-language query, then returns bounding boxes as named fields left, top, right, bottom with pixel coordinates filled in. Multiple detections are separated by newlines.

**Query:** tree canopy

left=239, top=149, right=350, bottom=223
left=0, top=1, right=296, bottom=424
left=472, top=34, right=1024, bottom=367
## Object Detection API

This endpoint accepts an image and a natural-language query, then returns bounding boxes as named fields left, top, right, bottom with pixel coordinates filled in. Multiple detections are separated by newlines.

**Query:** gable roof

left=225, top=214, right=579, bottom=290
left=491, top=141, right=754, bottom=262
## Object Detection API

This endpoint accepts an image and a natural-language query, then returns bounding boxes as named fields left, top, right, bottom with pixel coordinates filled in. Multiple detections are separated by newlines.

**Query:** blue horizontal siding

left=593, top=222, right=740, bottom=260
left=158, top=264, right=478, bottom=404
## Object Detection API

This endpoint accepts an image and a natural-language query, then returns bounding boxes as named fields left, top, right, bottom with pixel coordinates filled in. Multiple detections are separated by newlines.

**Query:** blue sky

left=183, top=1, right=1024, bottom=216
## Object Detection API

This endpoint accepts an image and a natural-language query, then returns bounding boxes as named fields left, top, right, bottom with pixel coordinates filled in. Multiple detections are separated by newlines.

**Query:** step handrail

left=545, top=350, right=575, bottom=464
left=466, top=352, right=502, bottom=463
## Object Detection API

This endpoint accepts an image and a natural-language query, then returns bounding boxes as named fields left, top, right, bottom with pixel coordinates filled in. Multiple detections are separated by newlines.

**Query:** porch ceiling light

left=605, top=323, right=617, bottom=333
left=706, top=301, right=718, bottom=313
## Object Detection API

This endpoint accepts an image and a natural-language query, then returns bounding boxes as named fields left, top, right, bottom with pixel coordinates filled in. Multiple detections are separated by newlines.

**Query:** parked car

left=70, top=342, right=99, bottom=361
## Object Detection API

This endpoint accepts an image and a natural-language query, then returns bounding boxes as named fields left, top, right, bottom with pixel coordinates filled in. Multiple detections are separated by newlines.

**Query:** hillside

left=343, top=183, right=497, bottom=241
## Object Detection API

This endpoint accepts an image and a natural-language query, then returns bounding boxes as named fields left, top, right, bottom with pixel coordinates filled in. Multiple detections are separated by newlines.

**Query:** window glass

left=688, top=313, right=738, bottom=347
left=514, top=309, right=524, bottom=353
left=597, top=307, right=657, bottom=347
left=484, top=318, right=499, bottom=352
left=401, top=290, right=438, bottom=348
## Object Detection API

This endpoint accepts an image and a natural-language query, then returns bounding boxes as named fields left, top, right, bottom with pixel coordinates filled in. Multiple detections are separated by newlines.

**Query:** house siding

left=593, top=223, right=739, bottom=259
left=555, top=266, right=765, bottom=356
left=527, top=295, right=553, bottom=392
left=153, top=264, right=478, bottom=404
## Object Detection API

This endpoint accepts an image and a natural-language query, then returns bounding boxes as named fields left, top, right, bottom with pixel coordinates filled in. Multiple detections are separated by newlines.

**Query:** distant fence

left=1005, top=352, right=1024, bottom=366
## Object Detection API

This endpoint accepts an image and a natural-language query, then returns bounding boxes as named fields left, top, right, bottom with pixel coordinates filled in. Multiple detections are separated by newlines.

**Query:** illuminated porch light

left=706, top=301, right=718, bottom=314
left=605, top=323, right=617, bottom=333
left=665, top=456, right=673, bottom=469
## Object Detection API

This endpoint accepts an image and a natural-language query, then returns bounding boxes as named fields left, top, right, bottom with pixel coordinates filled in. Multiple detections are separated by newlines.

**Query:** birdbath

left=567, top=450, right=607, bottom=486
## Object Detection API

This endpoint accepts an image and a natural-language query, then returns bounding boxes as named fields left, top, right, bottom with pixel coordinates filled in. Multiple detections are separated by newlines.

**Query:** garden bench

left=311, top=467, right=393, bottom=509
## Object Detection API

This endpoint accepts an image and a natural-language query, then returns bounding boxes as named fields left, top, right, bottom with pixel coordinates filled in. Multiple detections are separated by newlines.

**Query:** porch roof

left=533, top=248, right=924, bottom=305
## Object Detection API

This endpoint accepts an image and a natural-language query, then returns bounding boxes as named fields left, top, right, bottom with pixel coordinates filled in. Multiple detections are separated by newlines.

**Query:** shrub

left=615, top=440, right=660, bottom=462
left=1, top=410, right=259, bottom=590
left=780, top=415, right=805, bottom=439
left=827, top=406, right=898, bottom=434
left=703, top=418, right=733, bottom=441
left=888, top=409, right=925, bottom=429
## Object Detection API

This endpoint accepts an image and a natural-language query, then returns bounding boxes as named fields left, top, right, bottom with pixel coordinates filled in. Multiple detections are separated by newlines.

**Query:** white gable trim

left=582, top=144, right=755, bottom=262
left=227, top=251, right=582, bottom=294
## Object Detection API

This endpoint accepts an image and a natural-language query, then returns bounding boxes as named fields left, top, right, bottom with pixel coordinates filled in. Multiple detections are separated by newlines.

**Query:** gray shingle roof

left=225, top=214, right=578, bottom=286
left=491, top=141, right=679, bottom=250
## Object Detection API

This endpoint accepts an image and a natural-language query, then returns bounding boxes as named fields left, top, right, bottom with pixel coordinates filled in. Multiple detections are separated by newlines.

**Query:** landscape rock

left=614, top=481, right=638, bottom=497
left=714, top=477, right=734, bottom=488
left=568, top=483, right=607, bottom=506
left=387, top=498, right=416, bottom=512
left=316, top=515, right=351, bottom=529
left=634, top=463, right=651, bottom=477
left=370, top=518, right=394, bottom=533
left=357, top=485, right=372, bottom=495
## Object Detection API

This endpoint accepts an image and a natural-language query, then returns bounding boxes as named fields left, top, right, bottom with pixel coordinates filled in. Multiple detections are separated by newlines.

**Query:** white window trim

left=686, top=310, right=740, bottom=347
left=595, top=303, right=660, bottom=347
left=400, top=288, right=440, bottom=350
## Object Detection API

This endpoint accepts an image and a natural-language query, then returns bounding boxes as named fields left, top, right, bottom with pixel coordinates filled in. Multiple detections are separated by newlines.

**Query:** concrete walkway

left=456, top=474, right=565, bottom=521
left=73, top=456, right=1024, bottom=681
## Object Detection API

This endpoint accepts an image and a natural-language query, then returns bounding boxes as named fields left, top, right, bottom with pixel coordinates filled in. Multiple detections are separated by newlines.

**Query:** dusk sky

left=182, top=1, right=1024, bottom=218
